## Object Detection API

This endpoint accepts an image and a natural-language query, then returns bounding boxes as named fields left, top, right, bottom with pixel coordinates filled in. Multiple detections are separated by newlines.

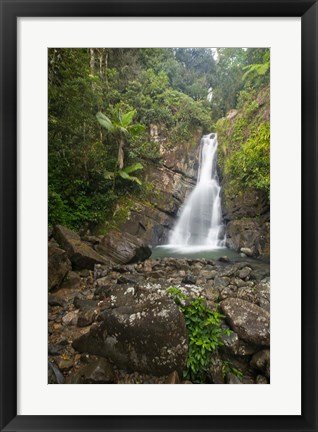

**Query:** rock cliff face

left=216, top=87, right=270, bottom=259
left=106, top=128, right=202, bottom=247
left=223, top=187, right=270, bottom=257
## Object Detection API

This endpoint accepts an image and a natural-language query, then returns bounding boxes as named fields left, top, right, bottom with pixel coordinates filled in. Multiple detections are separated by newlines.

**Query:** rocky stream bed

left=48, top=225, right=270, bottom=385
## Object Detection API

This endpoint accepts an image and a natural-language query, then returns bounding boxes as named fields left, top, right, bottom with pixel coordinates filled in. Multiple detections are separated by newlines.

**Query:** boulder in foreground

left=73, top=294, right=188, bottom=376
left=220, top=298, right=270, bottom=346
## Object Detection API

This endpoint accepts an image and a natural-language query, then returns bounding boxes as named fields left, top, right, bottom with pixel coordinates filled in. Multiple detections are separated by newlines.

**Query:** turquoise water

left=151, top=245, right=243, bottom=261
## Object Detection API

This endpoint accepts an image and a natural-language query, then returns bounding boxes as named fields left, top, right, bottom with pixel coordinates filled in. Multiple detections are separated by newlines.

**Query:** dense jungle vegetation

left=48, top=47, right=270, bottom=231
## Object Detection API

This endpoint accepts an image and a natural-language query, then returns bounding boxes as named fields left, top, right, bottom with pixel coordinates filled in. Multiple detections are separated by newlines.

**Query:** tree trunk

left=99, top=51, right=103, bottom=76
left=89, top=48, right=95, bottom=72
left=118, top=139, right=125, bottom=169
left=105, top=50, right=108, bottom=83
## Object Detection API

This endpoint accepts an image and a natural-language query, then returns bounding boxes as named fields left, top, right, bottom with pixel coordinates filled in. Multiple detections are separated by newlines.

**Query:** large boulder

left=220, top=298, right=270, bottom=346
left=73, top=295, right=188, bottom=376
left=53, top=225, right=109, bottom=270
left=48, top=243, right=71, bottom=291
left=95, top=230, right=151, bottom=265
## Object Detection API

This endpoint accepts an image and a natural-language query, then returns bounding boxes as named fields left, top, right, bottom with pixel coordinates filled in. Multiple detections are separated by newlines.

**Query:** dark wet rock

left=236, top=286, right=258, bottom=304
left=117, top=274, right=145, bottom=285
left=81, top=235, right=101, bottom=245
left=205, top=287, right=219, bottom=302
left=53, top=225, right=109, bottom=270
left=205, top=300, right=217, bottom=311
left=95, top=230, right=151, bottom=265
left=233, top=278, right=246, bottom=288
left=94, top=285, right=137, bottom=308
left=79, top=269, right=91, bottom=278
left=208, top=352, right=225, bottom=384
left=165, top=370, right=180, bottom=384
left=94, top=282, right=118, bottom=300
left=220, top=327, right=239, bottom=351
left=250, top=349, right=270, bottom=378
left=48, top=294, right=65, bottom=307
left=56, top=358, right=73, bottom=372
left=48, top=244, right=71, bottom=291
left=214, top=276, right=230, bottom=289
left=148, top=270, right=166, bottom=280
left=250, top=267, right=270, bottom=282
left=48, top=361, right=64, bottom=384
left=238, top=267, right=252, bottom=280
left=60, top=271, right=81, bottom=290
left=68, top=358, right=116, bottom=384
left=220, top=298, right=270, bottom=346
left=200, top=270, right=217, bottom=279
left=95, top=275, right=113, bottom=289
left=94, top=264, right=112, bottom=280
left=73, top=296, right=98, bottom=311
left=73, top=297, right=188, bottom=376
left=218, top=256, right=229, bottom=262
left=182, top=274, right=197, bottom=285
left=219, top=266, right=238, bottom=278
left=117, top=264, right=138, bottom=273
left=78, top=308, right=97, bottom=327
left=256, top=374, right=268, bottom=384
left=48, top=343, right=67, bottom=356
left=219, top=285, right=238, bottom=300
left=220, top=329, right=259, bottom=356
left=226, top=372, right=242, bottom=384
left=242, top=375, right=255, bottom=384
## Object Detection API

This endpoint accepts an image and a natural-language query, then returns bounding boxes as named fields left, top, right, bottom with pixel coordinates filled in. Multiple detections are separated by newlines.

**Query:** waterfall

left=169, top=133, right=226, bottom=249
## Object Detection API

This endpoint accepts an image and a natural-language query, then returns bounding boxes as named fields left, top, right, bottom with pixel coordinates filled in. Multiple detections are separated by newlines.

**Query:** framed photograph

left=0, top=0, right=317, bottom=431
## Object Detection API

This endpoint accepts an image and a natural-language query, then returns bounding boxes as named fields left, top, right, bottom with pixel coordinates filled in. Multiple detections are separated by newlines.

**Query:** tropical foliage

left=48, top=47, right=270, bottom=230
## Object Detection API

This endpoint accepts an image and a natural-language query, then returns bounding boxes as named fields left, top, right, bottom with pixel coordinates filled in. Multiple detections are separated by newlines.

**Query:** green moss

left=93, top=195, right=134, bottom=235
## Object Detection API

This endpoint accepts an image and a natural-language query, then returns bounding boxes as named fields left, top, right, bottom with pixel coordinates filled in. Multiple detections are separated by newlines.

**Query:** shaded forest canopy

left=48, top=47, right=270, bottom=231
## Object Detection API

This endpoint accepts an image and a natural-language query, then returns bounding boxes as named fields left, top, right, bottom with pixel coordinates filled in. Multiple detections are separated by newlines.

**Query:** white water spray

left=169, top=133, right=226, bottom=249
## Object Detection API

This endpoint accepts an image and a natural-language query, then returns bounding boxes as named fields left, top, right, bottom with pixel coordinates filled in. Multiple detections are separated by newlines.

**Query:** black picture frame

left=0, top=0, right=317, bottom=431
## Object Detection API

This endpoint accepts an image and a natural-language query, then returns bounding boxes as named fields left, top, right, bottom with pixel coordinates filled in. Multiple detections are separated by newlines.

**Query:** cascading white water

left=169, top=133, right=226, bottom=249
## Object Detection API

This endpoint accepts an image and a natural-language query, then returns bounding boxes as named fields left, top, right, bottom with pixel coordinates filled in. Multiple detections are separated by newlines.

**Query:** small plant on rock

left=167, top=287, right=231, bottom=383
